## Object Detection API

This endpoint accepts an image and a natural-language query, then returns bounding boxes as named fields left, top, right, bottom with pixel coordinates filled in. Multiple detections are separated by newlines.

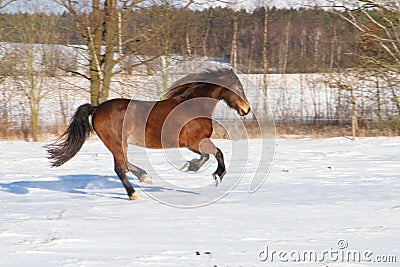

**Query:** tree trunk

left=30, top=103, right=40, bottom=142
left=262, top=6, right=268, bottom=91
left=230, top=14, right=238, bottom=69
left=376, top=76, right=383, bottom=132
left=300, top=73, right=305, bottom=124
left=330, top=27, right=337, bottom=71
left=300, top=28, right=306, bottom=72
left=390, top=85, right=400, bottom=117
left=351, top=87, right=358, bottom=140
left=336, top=87, right=343, bottom=125
left=28, top=69, right=41, bottom=142
left=247, top=19, right=257, bottom=74
left=86, top=0, right=120, bottom=105
left=202, top=9, right=213, bottom=58
left=100, top=0, right=118, bottom=103
left=313, top=28, right=321, bottom=72
left=282, top=15, right=291, bottom=74
left=88, top=0, right=103, bottom=106
left=185, top=25, right=192, bottom=57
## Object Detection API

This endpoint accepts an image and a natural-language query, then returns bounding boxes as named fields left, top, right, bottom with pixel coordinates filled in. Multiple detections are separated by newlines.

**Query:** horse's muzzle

left=238, top=106, right=251, bottom=116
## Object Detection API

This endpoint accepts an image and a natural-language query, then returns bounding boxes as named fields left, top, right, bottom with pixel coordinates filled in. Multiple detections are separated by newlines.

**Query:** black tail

left=46, top=103, right=96, bottom=167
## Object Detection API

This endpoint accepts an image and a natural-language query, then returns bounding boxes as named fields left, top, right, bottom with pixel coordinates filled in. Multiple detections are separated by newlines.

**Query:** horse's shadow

left=0, top=174, right=196, bottom=200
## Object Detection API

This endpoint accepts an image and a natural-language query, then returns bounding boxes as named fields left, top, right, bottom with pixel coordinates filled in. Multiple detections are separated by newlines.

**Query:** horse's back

left=95, top=98, right=130, bottom=114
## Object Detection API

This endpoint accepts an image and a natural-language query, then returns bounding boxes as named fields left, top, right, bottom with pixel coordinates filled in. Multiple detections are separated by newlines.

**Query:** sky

left=195, top=0, right=329, bottom=10
left=1, top=0, right=328, bottom=14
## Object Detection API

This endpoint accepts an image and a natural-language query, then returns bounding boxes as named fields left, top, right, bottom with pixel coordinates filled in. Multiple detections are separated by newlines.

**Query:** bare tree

left=337, top=0, right=400, bottom=68
left=58, top=0, right=130, bottom=105
left=333, top=0, right=400, bottom=133
left=58, top=0, right=194, bottom=105
left=3, top=4, right=61, bottom=141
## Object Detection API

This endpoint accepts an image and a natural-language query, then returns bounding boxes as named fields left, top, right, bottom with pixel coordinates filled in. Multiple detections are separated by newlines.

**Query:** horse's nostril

left=242, top=107, right=250, bottom=116
left=238, top=107, right=250, bottom=116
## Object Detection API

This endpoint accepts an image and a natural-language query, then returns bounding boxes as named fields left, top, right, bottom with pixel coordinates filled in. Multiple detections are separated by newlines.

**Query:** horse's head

left=165, top=68, right=251, bottom=116
left=220, top=69, right=251, bottom=116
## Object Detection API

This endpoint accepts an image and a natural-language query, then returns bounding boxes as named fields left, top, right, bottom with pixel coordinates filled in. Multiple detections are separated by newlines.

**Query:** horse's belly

left=127, top=127, right=187, bottom=149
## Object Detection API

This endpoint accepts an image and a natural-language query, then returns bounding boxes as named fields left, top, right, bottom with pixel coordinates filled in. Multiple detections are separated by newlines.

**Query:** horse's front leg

left=213, top=148, right=226, bottom=186
left=188, top=138, right=226, bottom=186
left=181, top=153, right=209, bottom=172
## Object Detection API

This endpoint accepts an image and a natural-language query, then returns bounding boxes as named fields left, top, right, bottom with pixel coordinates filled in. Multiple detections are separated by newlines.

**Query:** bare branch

left=0, top=0, right=17, bottom=9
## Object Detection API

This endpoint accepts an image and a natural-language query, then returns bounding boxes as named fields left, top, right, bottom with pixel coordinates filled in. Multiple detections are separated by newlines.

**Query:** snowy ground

left=1, top=137, right=400, bottom=266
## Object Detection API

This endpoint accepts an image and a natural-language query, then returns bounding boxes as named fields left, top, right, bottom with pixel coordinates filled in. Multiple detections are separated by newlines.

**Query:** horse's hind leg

left=114, top=156, right=141, bottom=200
left=95, top=131, right=140, bottom=200
left=127, top=161, right=153, bottom=184
left=92, top=100, right=141, bottom=200
left=181, top=153, right=209, bottom=172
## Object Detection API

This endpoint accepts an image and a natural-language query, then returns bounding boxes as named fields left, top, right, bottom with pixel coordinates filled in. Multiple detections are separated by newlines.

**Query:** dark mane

left=164, top=68, right=234, bottom=99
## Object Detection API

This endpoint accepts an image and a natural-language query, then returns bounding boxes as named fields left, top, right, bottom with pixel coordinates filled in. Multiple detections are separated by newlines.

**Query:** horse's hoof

left=129, top=192, right=142, bottom=200
left=140, top=174, right=153, bottom=185
left=180, top=162, right=190, bottom=172
left=213, top=174, right=222, bottom=187
left=181, top=162, right=201, bottom=172
left=213, top=170, right=226, bottom=187
left=145, top=179, right=153, bottom=185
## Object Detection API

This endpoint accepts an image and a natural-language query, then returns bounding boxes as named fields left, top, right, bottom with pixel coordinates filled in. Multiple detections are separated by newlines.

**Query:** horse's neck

left=173, top=86, right=221, bottom=117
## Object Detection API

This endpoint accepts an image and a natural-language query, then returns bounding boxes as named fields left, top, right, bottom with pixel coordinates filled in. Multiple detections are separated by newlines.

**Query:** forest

left=0, top=0, right=400, bottom=140
left=0, top=5, right=362, bottom=73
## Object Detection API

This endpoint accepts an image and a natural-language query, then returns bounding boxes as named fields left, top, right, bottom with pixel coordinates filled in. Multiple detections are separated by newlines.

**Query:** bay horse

left=46, top=68, right=250, bottom=200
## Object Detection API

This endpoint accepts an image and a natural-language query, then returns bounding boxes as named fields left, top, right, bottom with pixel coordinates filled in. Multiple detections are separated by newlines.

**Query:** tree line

left=0, top=5, right=362, bottom=73
left=0, top=0, right=399, bottom=140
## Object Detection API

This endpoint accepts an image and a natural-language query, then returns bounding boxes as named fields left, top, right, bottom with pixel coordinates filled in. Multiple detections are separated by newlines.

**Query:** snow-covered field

left=1, top=137, right=400, bottom=266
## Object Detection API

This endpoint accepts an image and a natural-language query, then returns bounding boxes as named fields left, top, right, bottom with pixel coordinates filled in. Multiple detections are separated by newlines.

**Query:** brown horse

left=46, top=68, right=250, bottom=200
